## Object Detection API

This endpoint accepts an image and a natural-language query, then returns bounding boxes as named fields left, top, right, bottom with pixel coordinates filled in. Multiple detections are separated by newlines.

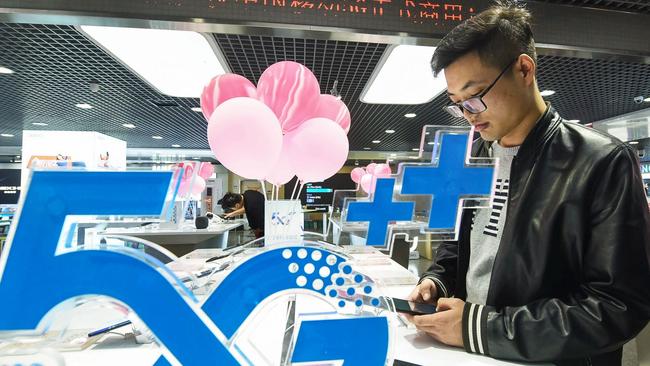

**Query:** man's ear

left=516, top=54, right=536, bottom=87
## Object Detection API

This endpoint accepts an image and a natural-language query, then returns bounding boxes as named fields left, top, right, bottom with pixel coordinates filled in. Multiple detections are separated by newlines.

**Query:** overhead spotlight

left=89, top=82, right=101, bottom=93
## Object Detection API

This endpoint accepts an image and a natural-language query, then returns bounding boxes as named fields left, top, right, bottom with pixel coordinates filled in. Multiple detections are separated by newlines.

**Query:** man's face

left=444, top=52, right=530, bottom=142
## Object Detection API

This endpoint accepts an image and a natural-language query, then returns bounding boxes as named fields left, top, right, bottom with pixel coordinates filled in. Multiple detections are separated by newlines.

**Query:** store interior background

left=0, top=1, right=648, bottom=363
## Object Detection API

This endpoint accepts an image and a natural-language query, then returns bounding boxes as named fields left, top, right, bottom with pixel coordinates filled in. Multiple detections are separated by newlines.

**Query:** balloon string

left=260, top=180, right=268, bottom=201
left=291, top=179, right=299, bottom=200
left=295, top=181, right=305, bottom=201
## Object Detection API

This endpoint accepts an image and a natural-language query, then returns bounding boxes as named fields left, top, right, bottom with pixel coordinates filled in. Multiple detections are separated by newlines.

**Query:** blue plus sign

left=346, top=178, right=414, bottom=246
left=402, top=132, right=494, bottom=230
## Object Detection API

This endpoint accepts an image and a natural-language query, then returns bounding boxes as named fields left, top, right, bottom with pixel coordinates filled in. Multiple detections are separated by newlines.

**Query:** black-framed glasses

left=444, top=59, right=517, bottom=118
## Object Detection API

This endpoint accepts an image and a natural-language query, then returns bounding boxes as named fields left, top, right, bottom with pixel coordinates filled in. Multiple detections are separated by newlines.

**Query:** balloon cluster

left=177, top=161, right=215, bottom=198
left=201, top=62, right=351, bottom=194
left=350, top=163, right=391, bottom=195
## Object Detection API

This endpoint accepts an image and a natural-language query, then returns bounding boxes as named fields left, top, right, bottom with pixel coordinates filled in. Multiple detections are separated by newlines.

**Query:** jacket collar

left=517, top=103, right=562, bottom=161
left=472, top=103, right=562, bottom=160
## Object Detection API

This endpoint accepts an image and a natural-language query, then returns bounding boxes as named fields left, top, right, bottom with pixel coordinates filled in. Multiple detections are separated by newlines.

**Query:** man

left=407, top=2, right=650, bottom=365
left=218, top=190, right=265, bottom=238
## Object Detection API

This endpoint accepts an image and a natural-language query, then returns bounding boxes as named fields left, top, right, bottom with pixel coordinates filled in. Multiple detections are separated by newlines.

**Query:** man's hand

left=224, top=207, right=245, bottom=219
left=408, top=278, right=438, bottom=304
left=406, top=298, right=465, bottom=348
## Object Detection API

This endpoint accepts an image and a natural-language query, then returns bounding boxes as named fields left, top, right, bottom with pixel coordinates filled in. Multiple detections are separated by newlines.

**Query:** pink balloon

left=198, top=162, right=215, bottom=179
left=312, top=94, right=351, bottom=134
left=366, top=163, right=377, bottom=175
left=257, top=61, right=321, bottom=133
left=373, top=163, right=391, bottom=178
left=201, top=74, right=257, bottom=122
left=208, top=97, right=283, bottom=180
left=287, top=117, right=349, bottom=183
left=191, top=176, right=206, bottom=196
left=266, top=136, right=295, bottom=186
left=360, top=173, right=374, bottom=194
left=350, top=167, right=366, bottom=184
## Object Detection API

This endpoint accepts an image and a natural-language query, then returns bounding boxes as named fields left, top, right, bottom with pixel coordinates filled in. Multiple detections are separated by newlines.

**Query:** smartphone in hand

left=391, top=297, right=437, bottom=316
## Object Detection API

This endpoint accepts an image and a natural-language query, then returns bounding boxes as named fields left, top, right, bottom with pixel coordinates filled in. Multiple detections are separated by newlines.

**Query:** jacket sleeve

left=419, top=240, right=457, bottom=298
left=420, top=208, right=473, bottom=298
left=462, top=145, right=650, bottom=362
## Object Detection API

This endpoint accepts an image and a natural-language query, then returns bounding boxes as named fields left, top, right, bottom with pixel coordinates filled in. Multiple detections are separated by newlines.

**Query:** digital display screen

left=304, top=183, right=334, bottom=206
left=204, top=0, right=481, bottom=35
left=1, top=0, right=487, bottom=37
left=289, top=173, right=356, bottom=207
left=0, top=169, right=21, bottom=205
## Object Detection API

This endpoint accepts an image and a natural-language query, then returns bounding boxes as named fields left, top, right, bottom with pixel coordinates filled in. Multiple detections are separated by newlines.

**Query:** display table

left=75, top=220, right=154, bottom=246
left=102, top=221, right=245, bottom=256
left=49, top=247, right=547, bottom=366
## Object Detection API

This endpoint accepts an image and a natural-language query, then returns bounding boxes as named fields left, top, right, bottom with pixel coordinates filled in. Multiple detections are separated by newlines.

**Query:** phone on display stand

left=391, top=297, right=437, bottom=316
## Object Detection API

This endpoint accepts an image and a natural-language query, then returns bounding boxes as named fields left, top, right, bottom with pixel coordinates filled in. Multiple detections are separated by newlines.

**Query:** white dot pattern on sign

left=282, top=249, right=292, bottom=259
left=288, top=263, right=299, bottom=273
left=304, top=263, right=315, bottom=274
left=319, top=266, right=331, bottom=278
left=297, top=249, right=308, bottom=259
left=312, top=279, right=324, bottom=290
left=326, top=255, right=337, bottom=265
left=311, top=251, right=322, bottom=261
left=296, top=276, right=307, bottom=287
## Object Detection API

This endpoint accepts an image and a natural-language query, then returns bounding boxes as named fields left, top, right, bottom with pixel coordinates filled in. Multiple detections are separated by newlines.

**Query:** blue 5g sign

left=0, top=170, right=390, bottom=365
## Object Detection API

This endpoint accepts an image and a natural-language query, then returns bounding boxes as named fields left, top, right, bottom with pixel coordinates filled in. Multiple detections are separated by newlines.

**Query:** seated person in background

left=218, top=191, right=265, bottom=238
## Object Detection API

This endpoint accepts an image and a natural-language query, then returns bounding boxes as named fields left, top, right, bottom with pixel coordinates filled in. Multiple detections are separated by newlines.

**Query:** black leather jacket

left=422, top=105, right=650, bottom=366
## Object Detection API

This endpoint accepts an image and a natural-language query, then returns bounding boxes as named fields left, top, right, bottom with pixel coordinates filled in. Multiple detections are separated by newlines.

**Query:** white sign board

left=21, top=131, right=127, bottom=187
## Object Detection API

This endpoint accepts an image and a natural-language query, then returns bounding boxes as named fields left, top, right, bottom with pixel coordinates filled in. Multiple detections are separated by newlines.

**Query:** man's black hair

left=431, top=0, right=536, bottom=76
left=217, top=192, right=243, bottom=210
